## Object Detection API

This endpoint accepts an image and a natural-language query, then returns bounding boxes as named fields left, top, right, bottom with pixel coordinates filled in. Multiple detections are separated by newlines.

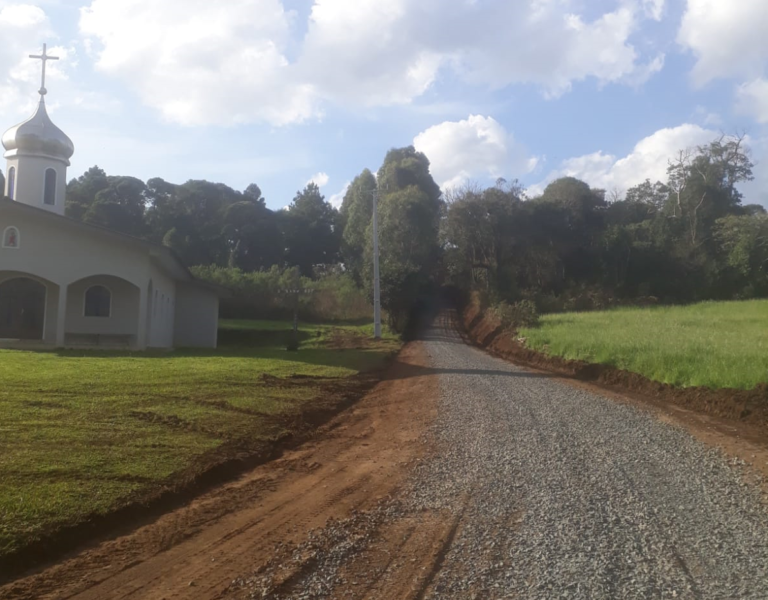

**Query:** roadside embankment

left=460, top=298, right=768, bottom=430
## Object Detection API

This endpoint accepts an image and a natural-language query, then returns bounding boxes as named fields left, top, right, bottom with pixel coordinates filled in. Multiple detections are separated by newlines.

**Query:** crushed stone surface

left=234, top=314, right=768, bottom=599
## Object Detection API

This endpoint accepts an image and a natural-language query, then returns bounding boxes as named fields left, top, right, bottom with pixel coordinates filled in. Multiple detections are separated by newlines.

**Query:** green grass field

left=519, top=300, right=768, bottom=390
left=0, top=321, right=399, bottom=561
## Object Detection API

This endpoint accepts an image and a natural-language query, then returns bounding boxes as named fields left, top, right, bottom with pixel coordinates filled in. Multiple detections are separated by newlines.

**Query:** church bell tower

left=2, top=44, right=74, bottom=216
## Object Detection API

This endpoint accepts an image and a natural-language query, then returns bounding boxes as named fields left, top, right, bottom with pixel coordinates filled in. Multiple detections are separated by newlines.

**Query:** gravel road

left=408, top=313, right=768, bottom=599
left=228, top=312, right=768, bottom=599
left=7, top=314, right=766, bottom=600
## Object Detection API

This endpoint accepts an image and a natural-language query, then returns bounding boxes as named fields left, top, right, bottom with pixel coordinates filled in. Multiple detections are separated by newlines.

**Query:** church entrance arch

left=0, top=277, right=46, bottom=340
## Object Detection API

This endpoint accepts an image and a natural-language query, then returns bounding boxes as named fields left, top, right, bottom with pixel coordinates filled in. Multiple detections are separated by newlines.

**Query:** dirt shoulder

left=0, top=342, right=438, bottom=600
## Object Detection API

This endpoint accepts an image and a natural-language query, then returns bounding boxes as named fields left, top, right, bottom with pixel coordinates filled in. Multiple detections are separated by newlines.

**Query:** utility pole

left=279, top=272, right=314, bottom=351
left=372, top=188, right=382, bottom=340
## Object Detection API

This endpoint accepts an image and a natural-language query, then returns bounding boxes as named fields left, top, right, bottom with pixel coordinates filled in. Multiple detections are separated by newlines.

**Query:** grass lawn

left=0, top=321, right=399, bottom=561
left=519, top=300, right=768, bottom=390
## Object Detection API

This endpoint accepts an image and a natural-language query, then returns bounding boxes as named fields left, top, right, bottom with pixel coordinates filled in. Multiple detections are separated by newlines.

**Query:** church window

left=2, top=227, right=20, bottom=249
left=84, top=285, right=111, bottom=318
left=7, top=167, right=15, bottom=200
left=43, top=169, right=57, bottom=205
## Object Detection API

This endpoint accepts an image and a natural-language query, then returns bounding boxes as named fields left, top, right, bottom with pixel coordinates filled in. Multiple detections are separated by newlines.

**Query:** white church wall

left=43, top=284, right=59, bottom=344
left=11, top=156, right=67, bottom=216
left=65, top=275, right=140, bottom=338
left=1, top=202, right=221, bottom=350
left=174, top=283, right=219, bottom=349
left=0, top=207, right=149, bottom=289
left=147, top=264, right=177, bottom=349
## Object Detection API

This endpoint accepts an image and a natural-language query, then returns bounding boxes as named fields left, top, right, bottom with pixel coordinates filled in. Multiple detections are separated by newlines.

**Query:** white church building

left=0, top=46, right=222, bottom=350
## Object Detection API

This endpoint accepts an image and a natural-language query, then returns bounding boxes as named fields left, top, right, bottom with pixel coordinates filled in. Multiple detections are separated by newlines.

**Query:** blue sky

left=1, top=0, right=767, bottom=209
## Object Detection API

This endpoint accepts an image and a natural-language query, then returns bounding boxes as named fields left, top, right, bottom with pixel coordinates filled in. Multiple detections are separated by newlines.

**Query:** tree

left=625, top=179, right=668, bottom=214
left=66, top=166, right=110, bottom=220
left=341, top=169, right=377, bottom=284
left=367, top=147, right=443, bottom=330
left=715, top=213, right=768, bottom=296
left=222, top=200, right=284, bottom=271
left=82, top=176, right=148, bottom=237
left=665, top=134, right=753, bottom=247
left=147, top=179, right=243, bottom=266
left=282, top=183, right=341, bottom=276
left=377, top=146, right=441, bottom=205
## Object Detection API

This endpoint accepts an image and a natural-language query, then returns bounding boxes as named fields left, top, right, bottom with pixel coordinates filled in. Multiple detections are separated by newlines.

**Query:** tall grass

left=519, top=300, right=768, bottom=390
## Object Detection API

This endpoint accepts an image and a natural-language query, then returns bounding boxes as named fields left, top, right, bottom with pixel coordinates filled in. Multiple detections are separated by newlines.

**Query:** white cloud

left=0, top=4, right=60, bottom=116
left=693, top=105, right=722, bottom=127
left=307, top=172, right=330, bottom=188
left=451, top=3, right=662, bottom=98
left=643, top=0, right=665, bottom=21
left=414, top=115, right=538, bottom=190
left=78, top=0, right=665, bottom=126
left=678, top=0, right=768, bottom=86
left=79, top=0, right=320, bottom=127
left=736, top=79, right=768, bottom=124
left=329, top=181, right=351, bottom=209
left=532, top=124, right=719, bottom=196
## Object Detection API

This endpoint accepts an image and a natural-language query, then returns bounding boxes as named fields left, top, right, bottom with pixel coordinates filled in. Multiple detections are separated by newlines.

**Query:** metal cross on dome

left=29, top=43, right=59, bottom=97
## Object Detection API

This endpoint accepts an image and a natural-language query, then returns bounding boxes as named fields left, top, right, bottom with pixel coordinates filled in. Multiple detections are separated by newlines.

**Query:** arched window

left=2, top=227, right=20, bottom=249
left=84, top=285, right=111, bottom=318
left=43, top=168, right=57, bottom=206
left=7, top=167, right=15, bottom=200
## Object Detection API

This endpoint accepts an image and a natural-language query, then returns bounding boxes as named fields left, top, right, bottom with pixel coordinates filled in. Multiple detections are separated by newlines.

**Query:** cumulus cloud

left=414, top=115, right=538, bottom=190
left=307, top=172, right=330, bottom=188
left=329, top=181, right=350, bottom=209
left=678, top=0, right=768, bottom=85
left=78, top=0, right=665, bottom=126
left=736, top=79, right=768, bottom=124
left=79, top=0, right=319, bottom=126
left=532, top=124, right=719, bottom=196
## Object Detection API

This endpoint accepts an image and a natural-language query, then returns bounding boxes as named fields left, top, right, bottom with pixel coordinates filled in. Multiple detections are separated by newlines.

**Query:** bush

left=489, top=299, right=540, bottom=331
left=191, top=265, right=373, bottom=322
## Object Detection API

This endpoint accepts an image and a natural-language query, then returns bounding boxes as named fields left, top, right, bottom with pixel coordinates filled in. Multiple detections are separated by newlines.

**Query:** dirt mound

left=461, top=307, right=768, bottom=430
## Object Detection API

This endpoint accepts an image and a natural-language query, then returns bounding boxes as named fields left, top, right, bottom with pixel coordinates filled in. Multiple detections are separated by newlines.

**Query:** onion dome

left=2, top=98, right=75, bottom=165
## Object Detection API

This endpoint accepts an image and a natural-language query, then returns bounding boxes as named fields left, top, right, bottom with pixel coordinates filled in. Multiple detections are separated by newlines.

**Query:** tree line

left=1, top=134, right=765, bottom=330
left=444, top=135, right=767, bottom=316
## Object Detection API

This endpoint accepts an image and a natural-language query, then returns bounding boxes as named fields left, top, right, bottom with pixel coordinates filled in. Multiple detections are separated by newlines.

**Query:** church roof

left=0, top=198, right=228, bottom=296
left=2, top=98, right=75, bottom=165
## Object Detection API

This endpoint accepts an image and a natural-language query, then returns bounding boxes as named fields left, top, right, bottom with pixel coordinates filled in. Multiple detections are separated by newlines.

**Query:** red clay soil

left=0, top=342, right=441, bottom=600
left=0, top=371, right=383, bottom=583
left=461, top=302, right=768, bottom=431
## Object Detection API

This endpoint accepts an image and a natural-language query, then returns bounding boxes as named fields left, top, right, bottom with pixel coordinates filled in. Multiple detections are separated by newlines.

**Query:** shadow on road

left=383, top=360, right=553, bottom=381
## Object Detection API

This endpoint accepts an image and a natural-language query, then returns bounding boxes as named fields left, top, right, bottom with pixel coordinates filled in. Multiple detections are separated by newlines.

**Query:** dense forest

left=2, top=134, right=766, bottom=330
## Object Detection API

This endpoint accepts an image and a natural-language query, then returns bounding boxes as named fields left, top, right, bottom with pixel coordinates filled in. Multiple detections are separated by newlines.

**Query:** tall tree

left=65, top=166, right=110, bottom=220
left=282, top=183, right=341, bottom=276
left=222, top=199, right=284, bottom=271
left=367, top=147, right=443, bottom=330
left=341, top=169, right=377, bottom=284
left=80, top=176, right=148, bottom=237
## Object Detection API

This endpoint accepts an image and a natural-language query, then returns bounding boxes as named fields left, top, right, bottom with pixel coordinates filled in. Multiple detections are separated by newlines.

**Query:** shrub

left=489, top=299, right=540, bottom=331
left=191, top=265, right=373, bottom=322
